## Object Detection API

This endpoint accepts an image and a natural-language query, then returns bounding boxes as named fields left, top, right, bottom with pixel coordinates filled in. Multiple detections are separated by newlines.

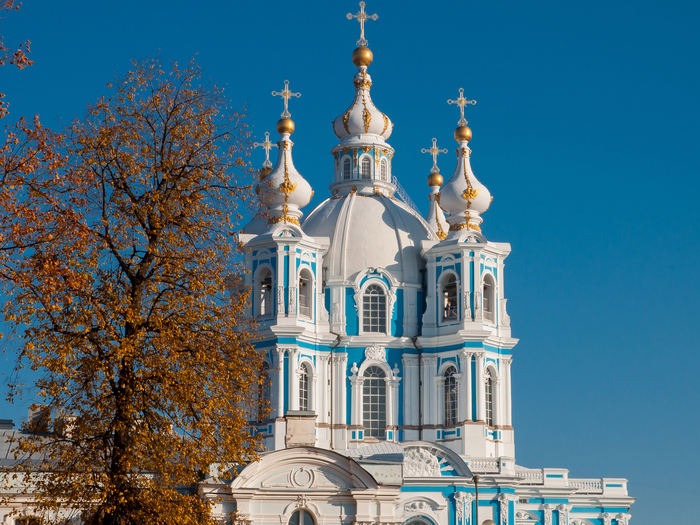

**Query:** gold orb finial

left=454, top=125, right=472, bottom=142
left=427, top=172, right=444, bottom=187
left=277, top=118, right=295, bottom=135
left=352, top=46, right=373, bottom=67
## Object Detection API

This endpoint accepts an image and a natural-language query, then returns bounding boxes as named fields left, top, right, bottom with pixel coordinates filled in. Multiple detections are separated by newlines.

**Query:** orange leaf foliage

left=1, top=58, right=265, bottom=525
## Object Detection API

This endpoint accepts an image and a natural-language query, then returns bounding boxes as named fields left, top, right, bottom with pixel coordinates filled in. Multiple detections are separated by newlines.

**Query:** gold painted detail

left=268, top=204, right=300, bottom=226
left=448, top=221, right=481, bottom=232
left=461, top=160, right=477, bottom=205
left=462, top=188, right=479, bottom=201
left=351, top=186, right=358, bottom=193
left=342, top=147, right=351, bottom=154
left=490, top=195, right=493, bottom=203
left=360, top=146, right=372, bottom=153
left=375, top=150, right=380, bottom=169
left=381, top=112, right=389, bottom=135
left=279, top=152, right=297, bottom=202
left=362, top=90, right=371, bottom=133
left=435, top=197, right=447, bottom=240
left=342, top=110, right=351, bottom=135
left=353, top=149, right=358, bottom=165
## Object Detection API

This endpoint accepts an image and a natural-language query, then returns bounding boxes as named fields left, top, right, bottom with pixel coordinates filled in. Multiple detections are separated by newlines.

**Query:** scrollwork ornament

left=364, top=343, right=386, bottom=361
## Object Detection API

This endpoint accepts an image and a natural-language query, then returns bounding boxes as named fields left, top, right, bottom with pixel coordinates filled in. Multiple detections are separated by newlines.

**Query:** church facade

left=223, top=7, right=635, bottom=525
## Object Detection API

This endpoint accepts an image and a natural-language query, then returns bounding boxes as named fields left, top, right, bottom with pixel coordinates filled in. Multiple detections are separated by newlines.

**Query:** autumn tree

left=1, top=58, right=263, bottom=525
left=1, top=0, right=33, bottom=118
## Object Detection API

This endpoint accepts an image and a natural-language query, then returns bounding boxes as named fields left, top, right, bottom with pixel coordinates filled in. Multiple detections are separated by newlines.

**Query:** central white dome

left=302, top=190, right=437, bottom=284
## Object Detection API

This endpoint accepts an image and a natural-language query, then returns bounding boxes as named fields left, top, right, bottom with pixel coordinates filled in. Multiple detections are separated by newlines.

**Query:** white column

left=454, top=373, right=464, bottom=423
left=475, top=352, right=485, bottom=422
left=557, top=504, right=571, bottom=525
left=473, top=252, right=482, bottom=321
left=288, top=348, right=299, bottom=411
left=459, top=350, right=473, bottom=422
left=349, top=363, right=362, bottom=426
left=436, top=376, right=445, bottom=426
left=422, top=357, right=437, bottom=425
left=336, top=353, right=348, bottom=425
left=402, top=357, right=418, bottom=426
left=288, top=248, right=297, bottom=317
left=501, top=358, right=512, bottom=426
left=274, top=347, right=286, bottom=418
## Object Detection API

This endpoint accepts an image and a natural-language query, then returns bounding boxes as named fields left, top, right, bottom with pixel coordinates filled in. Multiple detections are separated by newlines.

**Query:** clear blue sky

left=2, top=1, right=699, bottom=523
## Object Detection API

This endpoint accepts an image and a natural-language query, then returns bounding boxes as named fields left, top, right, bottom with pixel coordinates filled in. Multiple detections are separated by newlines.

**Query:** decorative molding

left=557, top=504, right=571, bottom=525
left=365, top=343, right=386, bottom=361
left=295, top=494, right=309, bottom=508
left=499, top=298, right=511, bottom=326
left=404, top=447, right=441, bottom=477
left=288, top=285, right=297, bottom=312
left=499, top=493, right=513, bottom=525
left=616, top=514, right=630, bottom=525
left=463, top=290, right=472, bottom=320
left=318, top=293, right=329, bottom=321
left=543, top=504, right=553, bottom=525
left=277, top=285, right=285, bottom=315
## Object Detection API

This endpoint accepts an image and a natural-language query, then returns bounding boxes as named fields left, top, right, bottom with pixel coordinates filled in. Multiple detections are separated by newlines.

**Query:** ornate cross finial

left=253, top=131, right=278, bottom=168
left=271, top=80, right=301, bottom=119
left=421, top=137, right=448, bottom=173
left=347, top=1, right=378, bottom=47
left=447, top=88, right=477, bottom=126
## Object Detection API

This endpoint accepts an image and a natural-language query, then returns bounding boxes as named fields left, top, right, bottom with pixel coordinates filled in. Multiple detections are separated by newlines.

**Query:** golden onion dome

left=454, top=125, right=472, bottom=142
left=352, top=46, right=373, bottom=67
left=277, top=118, right=295, bottom=135
left=427, top=171, right=444, bottom=187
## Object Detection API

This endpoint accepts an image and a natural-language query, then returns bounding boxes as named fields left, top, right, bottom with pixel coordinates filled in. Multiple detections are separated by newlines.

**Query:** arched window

left=363, top=366, right=386, bottom=438
left=299, top=363, right=310, bottom=411
left=289, top=509, right=314, bottom=525
left=298, top=269, right=312, bottom=318
left=442, top=274, right=458, bottom=321
left=444, top=366, right=457, bottom=427
left=360, top=156, right=371, bottom=179
left=257, top=362, right=271, bottom=422
left=363, top=284, right=387, bottom=333
left=483, top=274, right=495, bottom=322
left=343, top=157, right=352, bottom=180
left=380, top=158, right=388, bottom=181
left=485, top=369, right=494, bottom=427
left=258, top=268, right=273, bottom=318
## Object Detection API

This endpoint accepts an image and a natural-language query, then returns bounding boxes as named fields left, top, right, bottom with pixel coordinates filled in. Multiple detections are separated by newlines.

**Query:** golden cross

left=447, top=88, right=477, bottom=126
left=347, top=1, right=378, bottom=47
left=253, top=131, right=278, bottom=168
left=421, top=138, right=448, bottom=173
left=271, top=80, right=301, bottom=119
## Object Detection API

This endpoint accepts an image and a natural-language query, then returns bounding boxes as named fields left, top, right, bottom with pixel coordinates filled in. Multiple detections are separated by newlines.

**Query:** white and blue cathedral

left=206, top=12, right=636, bottom=525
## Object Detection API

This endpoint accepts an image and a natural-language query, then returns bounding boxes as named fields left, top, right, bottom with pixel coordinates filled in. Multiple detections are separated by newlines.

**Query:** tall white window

left=485, top=370, right=494, bottom=427
left=298, top=269, right=312, bottom=318
left=299, top=363, right=310, bottom=411
left=442, top=274, right=458, bottom=321
left=343, top=157, right=352, bottom=180
left=380, top=158, right=387, bottom=181
left=363, top=284, right=387, bottom=333
left=363, top=366, right=386, bottom=438
left=483, top=274, right=495, bottom=322
left=360, top=157, right=371, bottom=179
left=258, top=268, right=273, bottom=317
left=444, top=366, right=458, bottom=427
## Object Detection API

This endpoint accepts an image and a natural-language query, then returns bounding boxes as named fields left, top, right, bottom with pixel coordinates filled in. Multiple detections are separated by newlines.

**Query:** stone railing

left=568, top=479, right=603, bottom=492
left=467, top=459, right=499, bottom=472
left=514, top=468, right=544, bottom=482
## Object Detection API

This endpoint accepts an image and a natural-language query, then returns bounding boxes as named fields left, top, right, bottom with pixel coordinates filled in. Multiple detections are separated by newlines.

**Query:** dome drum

left=331, top=145, right=394, bottom=189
